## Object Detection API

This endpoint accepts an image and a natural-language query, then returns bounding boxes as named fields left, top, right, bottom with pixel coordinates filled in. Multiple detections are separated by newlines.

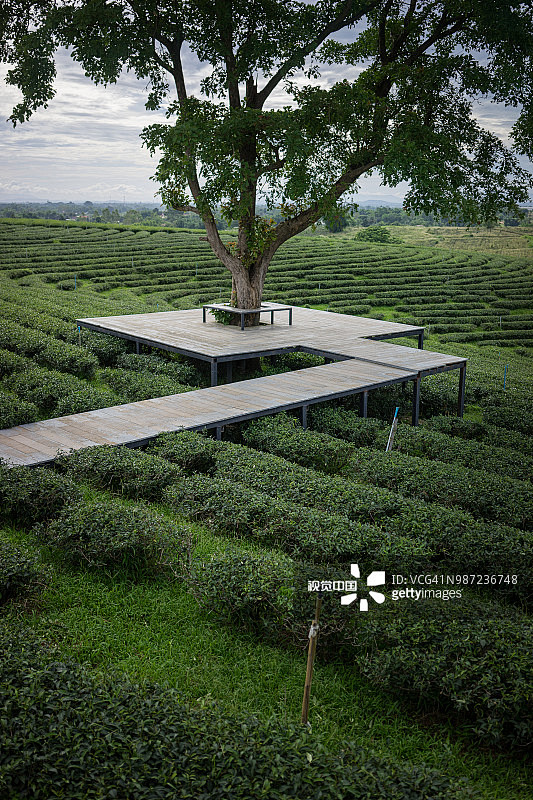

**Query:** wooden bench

left=202, top=302, right=293, bottom=331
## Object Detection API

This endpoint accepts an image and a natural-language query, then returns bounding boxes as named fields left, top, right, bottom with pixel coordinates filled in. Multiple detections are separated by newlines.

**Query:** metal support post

left=135, top=341, right=140, bottom=355
left=301, top=404, right=308, bottom=430
left=359, top=390, right=368, bottom=418
left=215, top=426, right=222, bottom=441
left=418, top=330, right=424, bottom=349
left=458, top=364, right=466, bottom=418
left=210, top=359, right=218, bottom=387
left=226, top=361, right=233, bottom=383
left=412, top=377, right=420, bottom=426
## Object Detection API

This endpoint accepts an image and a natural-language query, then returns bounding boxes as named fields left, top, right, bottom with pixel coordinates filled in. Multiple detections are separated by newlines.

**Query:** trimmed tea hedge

left=100, top=367, right=196, bottom=402
left=310, top=407, right=532, bottom=480
left=35, top=497, right=192, bottom=579
left=0, top=628, right=476, bottom=800
left=53, top=386, right=123, bottom=416
left=149, top=432, right=532, bottom=603
left=243, top=415, right=533, bottom=528
left=0, top=347, right=33, bottom=378
left=148, top=430, right=221, bottom=473
left=348, top=448, right=532, bottom=529
left=83, top=330, right=131, bottom=366
left=243, top=414, right=355, bottom=474
left=0, top=390, right=39, bottom=430
left=56, top=445, right=183, bottom=501
left=0, top=539, right=47, bottom=605
left=6, top=368, right=87, bottom=413
left=354, top=596, right=533, bottom=752
left=0, top=319, right=97, bottom=377
left=0, top=463, right=81, bottom=528
left=164, top=475, right=432, bottom=569
left=116, top=352, right=202, bottom=385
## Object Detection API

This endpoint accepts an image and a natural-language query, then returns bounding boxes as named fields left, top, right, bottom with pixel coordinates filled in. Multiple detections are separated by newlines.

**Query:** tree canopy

left=2, top=1, right=532, bottom=311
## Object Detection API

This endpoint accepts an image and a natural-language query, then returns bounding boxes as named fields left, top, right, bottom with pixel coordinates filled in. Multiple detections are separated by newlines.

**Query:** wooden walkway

left=0, top=358, right=418, bottom=467
left=0, top=307, right=466, bottom=467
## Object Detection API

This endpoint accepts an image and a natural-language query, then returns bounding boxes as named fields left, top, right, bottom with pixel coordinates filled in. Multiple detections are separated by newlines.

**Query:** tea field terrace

left=1, top=219, right=533, bottom=800
left=1, top=218, right=532, bottom=351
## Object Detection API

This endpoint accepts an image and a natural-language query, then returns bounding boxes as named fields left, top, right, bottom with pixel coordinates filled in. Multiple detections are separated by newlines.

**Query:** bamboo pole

left=301, top=592, right=323, bottom=726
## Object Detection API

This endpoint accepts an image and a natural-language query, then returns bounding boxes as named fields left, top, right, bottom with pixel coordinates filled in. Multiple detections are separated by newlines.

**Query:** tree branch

left=378, top=0, right=395, bottom=63
left=258, top=156, right=286, bottom=176
left=405, top=12, right=467, bottom=66
left=172, top=204, right=201, bottom=215
left=250, top=157, right=381, bottom=285
left=254, top=0, right=381, bottom=109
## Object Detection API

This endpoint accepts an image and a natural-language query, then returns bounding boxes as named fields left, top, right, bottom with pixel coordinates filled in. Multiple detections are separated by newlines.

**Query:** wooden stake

left=301, top=592, right=322, bottom=726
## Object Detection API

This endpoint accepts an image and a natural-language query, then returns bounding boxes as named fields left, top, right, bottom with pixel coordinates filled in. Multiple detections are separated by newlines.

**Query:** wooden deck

left=78, top=306, right=424, bottom=378
left=0, top=307, right=466, bottom=467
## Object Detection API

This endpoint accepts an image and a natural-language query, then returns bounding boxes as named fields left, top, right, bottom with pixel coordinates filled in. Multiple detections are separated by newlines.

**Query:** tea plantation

left=0, top=218, right=532, bottom=799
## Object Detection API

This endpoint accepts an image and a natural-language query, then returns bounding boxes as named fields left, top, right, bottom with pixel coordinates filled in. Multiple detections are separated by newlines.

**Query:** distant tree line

left=0, top=201, right=527, bottom=230
left=320, top=206, right=529, bottom=231
left=0, top=202, right=226, bottom=230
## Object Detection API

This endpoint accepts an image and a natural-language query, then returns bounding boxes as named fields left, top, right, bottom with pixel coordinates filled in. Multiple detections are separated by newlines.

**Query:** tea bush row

left=347, top=448, right=531, bottom=529
left=0, top=299, right=78, bottom=343
left=54, top=440, right=531, bottom=601
left=190, top=549, right=533, bottom=750
left=5, top=367, right=121, bottom=416
left=0, top=628, right=476, bottom=800
left=116, top=352, right=202, bottom=384
left=0, top=390, right=39, bottom=429
left=0, top=347, right=34, bottom=378
left=242, top=415, right=532, bottom=528
left=56, top=444, right=183, bottom=501
left=441, top=329, right=533, bottom=344
left=163, top=475, right=431, bottom=569
left=82, top=330, right=131, bottom=366
left=309, top=406, right=531, bottom=480
left=100, top=367, right=196, bottom=402
left=35, top=497, right=191, bottom=580
left=0, top=319, right=97, bottom=377
left=422, top=414, right=533, bottom=454
left=482, top=394, right=533, bottom=435
left=0, top=462, right=81, bottom=528
left=0, top=539, right=48, bottom=605
left=148, top=433, right=532, bottom=603
left=57, top=445, right=421, bottom=568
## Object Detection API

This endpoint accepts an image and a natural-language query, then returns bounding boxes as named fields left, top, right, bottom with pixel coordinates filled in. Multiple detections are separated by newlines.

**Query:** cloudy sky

left=0, top=43, right=530, bottom=205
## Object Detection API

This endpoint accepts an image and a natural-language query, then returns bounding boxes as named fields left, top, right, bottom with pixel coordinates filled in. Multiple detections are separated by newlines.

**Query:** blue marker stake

left=504, top=364, right=508, bottom=389
left=74, top=274, right=77, bottom=289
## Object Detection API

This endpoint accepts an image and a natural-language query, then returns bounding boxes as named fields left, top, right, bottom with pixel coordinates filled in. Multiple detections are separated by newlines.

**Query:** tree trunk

left=229, top=260, right=268, bottom=326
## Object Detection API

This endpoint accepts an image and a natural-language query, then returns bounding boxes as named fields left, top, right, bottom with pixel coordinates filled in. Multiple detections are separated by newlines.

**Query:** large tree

left=2, top=1, right=532, bottom=315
